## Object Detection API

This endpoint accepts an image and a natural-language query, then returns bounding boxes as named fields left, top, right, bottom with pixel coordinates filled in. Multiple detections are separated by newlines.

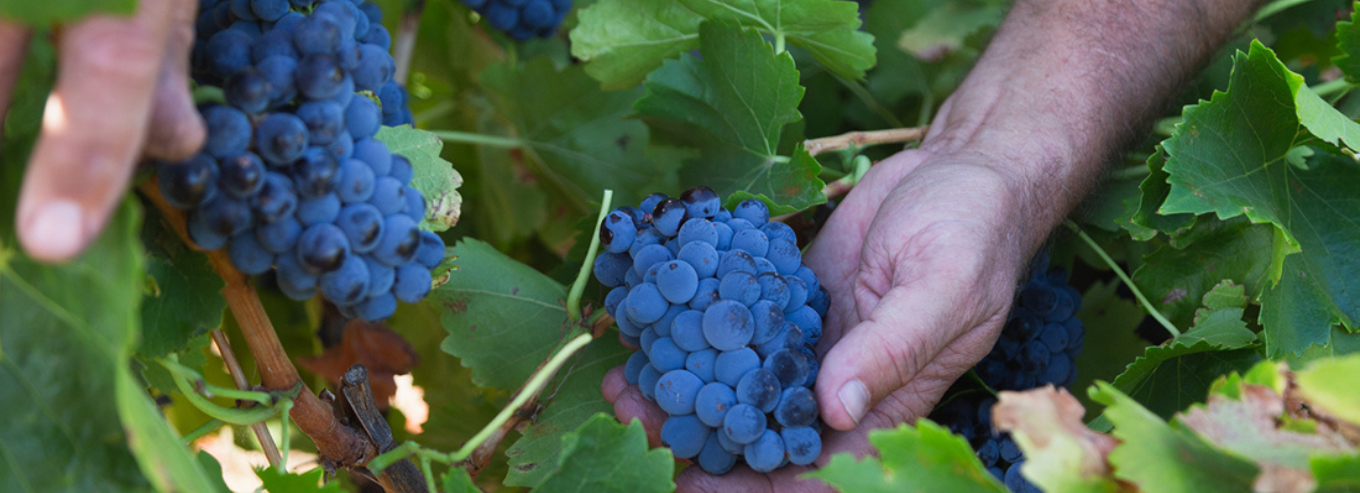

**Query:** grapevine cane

left=1063, top=220, right=1181, bottom=338
left=209, top=329, right=285, bottom=467
left=138, top=180, right=396, bottom=477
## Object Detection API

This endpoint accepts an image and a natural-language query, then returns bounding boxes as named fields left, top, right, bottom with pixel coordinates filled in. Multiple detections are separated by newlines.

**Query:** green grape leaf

left=895, top=1, right=1005, bottom=60
left=1070, top=280, right=1149, bottom=421
left=1313, top=453, right=1360, bottom=492
left=255, top=466, right=343, bottom=492
left=440, top=468, right=481, bottom=493
left=376, top=125, right=464, bottom=232
left=505, top=336, right=633, bottom=487
left=137, top=214, right=225, bottom=357
left=137, top=334, right=209, bottom=397
left=1177, top=281, right=1258, bottom=348
left=532, top=414, right=675, bottom=493
left=1098, top=340, right=1261, bottom=425
left=807, top=420, right=1008, bottom=492
left=1118, top=147, right=1196, bottom=241
left=992, top=388, right=1123, bottom=493
left=570, top=0, right=874, bottom=89
left=1335, top=3, right=1360, bottom=80
left=480, top=58, right=676, bottom=211
left=637, top=22, right=825, bottom=214
left=1091, top=383, right=1260, bottom=493
left=430, top=239, right=569, bottom=390
left=0, top=202, right=210, bottom=492
left=1156, top=41, right=1360, bottom=357
left=1295, top=353, right=1360, bottom=426
left=0, top=0, right=134, bottom=25
left=1132, top=218, right=1275, bottom=328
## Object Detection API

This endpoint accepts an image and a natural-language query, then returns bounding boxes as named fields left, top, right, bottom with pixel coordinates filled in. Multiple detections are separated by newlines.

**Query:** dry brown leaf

left=993, top=386, right=1123, bottom=484
left=297, top=319, right=420, bottom=408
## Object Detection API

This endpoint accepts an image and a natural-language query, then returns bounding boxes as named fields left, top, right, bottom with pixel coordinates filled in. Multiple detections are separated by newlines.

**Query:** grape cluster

left=458, top=0, right=573, bottom=40
left=158, top=0, right=442, bottom=321
left=929, top=261, right=1085, bottom=492
left=594, top=187, right=830, bottom=475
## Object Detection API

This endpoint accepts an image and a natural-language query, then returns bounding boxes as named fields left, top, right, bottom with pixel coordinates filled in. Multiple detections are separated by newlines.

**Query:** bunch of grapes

left=158, top=0, right=443, bottom=321
left=594, top=187, right=830, bottom=475
left=458, top=0, right=573, bottom=39
left=929, top=260, right=1085, bottom=492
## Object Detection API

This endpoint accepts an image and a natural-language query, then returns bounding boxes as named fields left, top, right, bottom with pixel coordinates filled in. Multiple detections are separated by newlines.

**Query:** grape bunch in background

left=458, top=0, right=573, bottom=40
left=158, top=0, right=444, bottom=321
left=594, top=187, right=831, bottom=475
left=929, top=259, right=1085, bottom=492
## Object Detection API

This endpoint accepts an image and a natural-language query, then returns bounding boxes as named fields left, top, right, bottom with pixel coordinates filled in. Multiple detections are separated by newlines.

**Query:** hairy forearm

left=921, top=0, right=1260, bottom=241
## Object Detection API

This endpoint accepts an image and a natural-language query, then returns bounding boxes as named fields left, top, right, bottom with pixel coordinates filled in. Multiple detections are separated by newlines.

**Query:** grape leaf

left=1177, top=281, right=1258, bottom=348
left=895, top=1, right=1004, bottom=60
left=1335, top=3, right=1360, bottom=80
left=255, top=466, right=343, bottom=492
left=0, top=202, right=213, bottom=492
left=137, top=214, right=225, bottom=357
left=636, top=22, right=825, bottom=215
left=532, top=414, right=675, bottom=493
left=1131, top=218, right=1275, bottom=328
left=440, top=468, right=480, bottom=493
left=376, top=126, right=464, bottom=232
left=570, top=0, right=874, bottom=89
left=1070, top=280, right=1148, bottom=421
left=1090, top=382, right=1260, bottom=493
left=1117, top=147, right=1197, bottom=241
left=1100, top=341, right=1261, bottom=425
left=430, top=239, right=570, bottom=390
left=1294, top=353, right=1360, bottom=426
left=1156, top=41, right=1360, bottom=357
left=505, top=336, right=633, bottom=487
left=0, top=0, right=134, bottom=25
left=479, top=58, right=676, bottom=211
left=992, top=388, right=1123, bottom=493
left=1312, top=453, right=1360, bottom=493
left=1178, top=376, right=1355, bottom=472
left=807, top=420, right=1008, bottom=492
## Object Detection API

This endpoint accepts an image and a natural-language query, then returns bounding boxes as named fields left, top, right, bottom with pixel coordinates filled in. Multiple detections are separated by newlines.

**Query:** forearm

left=921, top=0, right=1260, bottom=243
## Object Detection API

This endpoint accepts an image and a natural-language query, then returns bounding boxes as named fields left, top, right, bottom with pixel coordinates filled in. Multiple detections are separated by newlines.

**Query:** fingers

left=677, top=463, right=830, bottom=493
left=0, top=22, right=31, bottom=129
left=143, top=0, right=203, bottom=160
left=16, top=0, right=186, bottom=261
left=612, top=384, right=666, bottom=448
left=602, top=365, right=628, bottom=404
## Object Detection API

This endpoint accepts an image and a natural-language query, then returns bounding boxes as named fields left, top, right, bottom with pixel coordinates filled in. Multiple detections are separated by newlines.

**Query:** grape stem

left=1063, top=220, right=1181, bottom=338
left=392, top=0, right=425, bottom=85
left=803, top=126, right=929, bottom=157
left=567, top=190, right=613, bottom=322
left=369, top=332, right=595, bottom=475
left=209, top=329, right=285, bottom=468
left=137, top=181, right=407, bottom=483
left=428, top=129, right=523, bottom=149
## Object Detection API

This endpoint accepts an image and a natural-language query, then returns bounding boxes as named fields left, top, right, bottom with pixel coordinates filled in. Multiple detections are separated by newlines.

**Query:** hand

left=1, top=0, right=202, bottom=262
left=602, top=146, right=1040, bottom=492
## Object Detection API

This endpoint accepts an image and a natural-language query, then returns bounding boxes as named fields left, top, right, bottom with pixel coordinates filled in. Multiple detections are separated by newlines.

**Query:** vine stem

left=370, top=333, right=596, bottom=473
left=208, top=329, right=284, bottom=469
left=392, top=0, right=425, bottom=85
left=428, top=129, right=523, bottom=149
left=1063, top=220, right=1181, bottom=338
left=137, top=181, right=381, bottom=471
left=803, top=126, right=929, bottom=157
left=567, top=190, right=613, bottom=321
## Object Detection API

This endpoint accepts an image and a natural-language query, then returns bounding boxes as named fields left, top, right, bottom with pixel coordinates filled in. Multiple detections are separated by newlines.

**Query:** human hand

left=602, top=145, right=1042, bottom=492
left=1, top=0, right=202, bottom=262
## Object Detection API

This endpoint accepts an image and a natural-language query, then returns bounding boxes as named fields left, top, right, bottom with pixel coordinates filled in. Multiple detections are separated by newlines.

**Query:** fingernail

left=838, top=379, right=870, bottom=425
left=24, top=200, right=85, bottom=260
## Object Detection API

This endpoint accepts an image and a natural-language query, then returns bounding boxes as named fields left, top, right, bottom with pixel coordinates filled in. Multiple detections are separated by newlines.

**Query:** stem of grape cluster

left=568, top=190, right=613, bottom=322
left=1063, top=221, right=1181, bottom=338
left=428, top=129, right=524, bottom=149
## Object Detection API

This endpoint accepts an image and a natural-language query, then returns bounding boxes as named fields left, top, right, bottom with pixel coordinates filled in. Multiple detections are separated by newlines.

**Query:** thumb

left=813, top=284, right=970, bottom=431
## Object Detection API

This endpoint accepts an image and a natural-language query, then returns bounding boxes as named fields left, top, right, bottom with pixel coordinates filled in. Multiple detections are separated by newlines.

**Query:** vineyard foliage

left=1, top=0, right=1360, bottom=492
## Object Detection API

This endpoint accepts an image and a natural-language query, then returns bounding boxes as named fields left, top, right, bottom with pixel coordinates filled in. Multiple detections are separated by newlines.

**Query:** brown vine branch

left=208, top=329, right=284, bottom=468
left=802, top=126, right=928, bottom=157
left=137, top=181, right=387, bottom=477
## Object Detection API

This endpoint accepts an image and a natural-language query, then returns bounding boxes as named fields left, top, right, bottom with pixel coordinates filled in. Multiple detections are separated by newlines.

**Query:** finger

left=143, top=0, right=203, bottom=160
left=0, top=22, right=31, bottom=129
left=678, top=463, right=828, bottom=493
left=16, top=0, right=183, bottom=261
left=612, top=385, right=666, bottom=448
left=602, top=365, right=628, bottom=404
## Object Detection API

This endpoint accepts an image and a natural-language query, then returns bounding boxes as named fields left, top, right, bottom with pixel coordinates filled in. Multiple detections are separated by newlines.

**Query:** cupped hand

left=603, top=147, right=1041, bottom=492
left=1, top=0, right=203, bottom=262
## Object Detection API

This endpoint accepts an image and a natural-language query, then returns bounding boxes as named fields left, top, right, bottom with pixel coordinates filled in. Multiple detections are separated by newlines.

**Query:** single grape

left=251, top=30, right=297, bottom=62
left=651, top=198, right=687, bottom=237
left=158, top=154, right=219, bottom=208
left=713, top=221, right=733, bottom=250
left=389, top=154, right=413, bottom=184
left=743, top=429, right=784, bottom=473
left=649, top=337, right=688, bottom=373
left=660, top=414, right=710, bottom=460
left=730, top=228, right=769, bottom=257
left=760, top=221, right=797, bottom=243
left=296, top=101, right=345, bottom=147
left=292, top=12, right=343, bottom=55
left=780, top=427, right=821, bottom=466
left=345, top=96, right=381, bottom=139
left=593, top=252, right=630, bottom=287
left=188, top=210, right=229, bottom=250
left=206, top=29, right=254, bottom=77
left=255, top=215, right=302, bottom=253
left=733, top=199, right=769, bottom=225
left=624, top=283, right=668, bottom=325
left=599, top=210, right=638, bottom=254
left=252, top=172, right=299, bottom=222
left=336, top=203, right=385, bottom=253
left=295, top=53, right=346, bottom=99
left=654, top=369, right=704, bottom=416
left=766, top=238, right=801, bottom=275
left=695, top=382, right=738, bottom=428
left=256, top=113, right=310, bottom=166
left=624, top=351, right=649, bottom=385
left=718, top=271, right=760, bottom=306
left=677, top=218, right=718, bottom=247
left=757, top=273, right=791, bottom=311
left=228, top=231, right=275, bottom=275
left=198, top=194, right=253, bottom=237
left=372, top=214, right=420, bottom=266
left=721, top=403, right=766, bottom=445
left=748, top=300, right=785, bottom=345
left=656, top=260, right=699, bottom=304
left=224, top=68, right=273, bottom=113
left=351, top=44, right=394, bottom=91
left=202, top=105, right=252, bottom=157
left=684, top=348, right=717, bottom=383
left=275, top=251, right=318, bottom=299
left=688, top=278, right=721, bottom=311
left=393, top=262, right=432, bottom=303
left=638, top=364, right=661, bottom=401
left=639, top=193, right=668, bottom=214
left=296, top=194, right=341, bottom=225
left=735, top=368, right=781, bottom=413
left=219, top=153, right=266, bottom=198
left=370, top=177, right=407, bottom=215
left=355, top=292, right=397, bottom=320
left=415, top=231, right=445, bottom=269
left=336, top=159, right=376, bottom=203
left=716, top=250, right=756, bottom=278
left=363, top=255, right=395, bottom=297
left=713, top=348, right=759, bottom=387
left=773, top=386, right=817, bottom=428
left=670, top=310, right=710, bottom=352
left=679, top=186, right=720, bottom=218
left=677, top=241, right=719, bottom=278
left=697, top=433, right=737, bottom=475
left=701, top=300, right=754, bottom=351
left=296, top=223, right=350, bottom=273
left=320, top=254, right=370, bottom=305
left=764, top=349, right=810, bottom=388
